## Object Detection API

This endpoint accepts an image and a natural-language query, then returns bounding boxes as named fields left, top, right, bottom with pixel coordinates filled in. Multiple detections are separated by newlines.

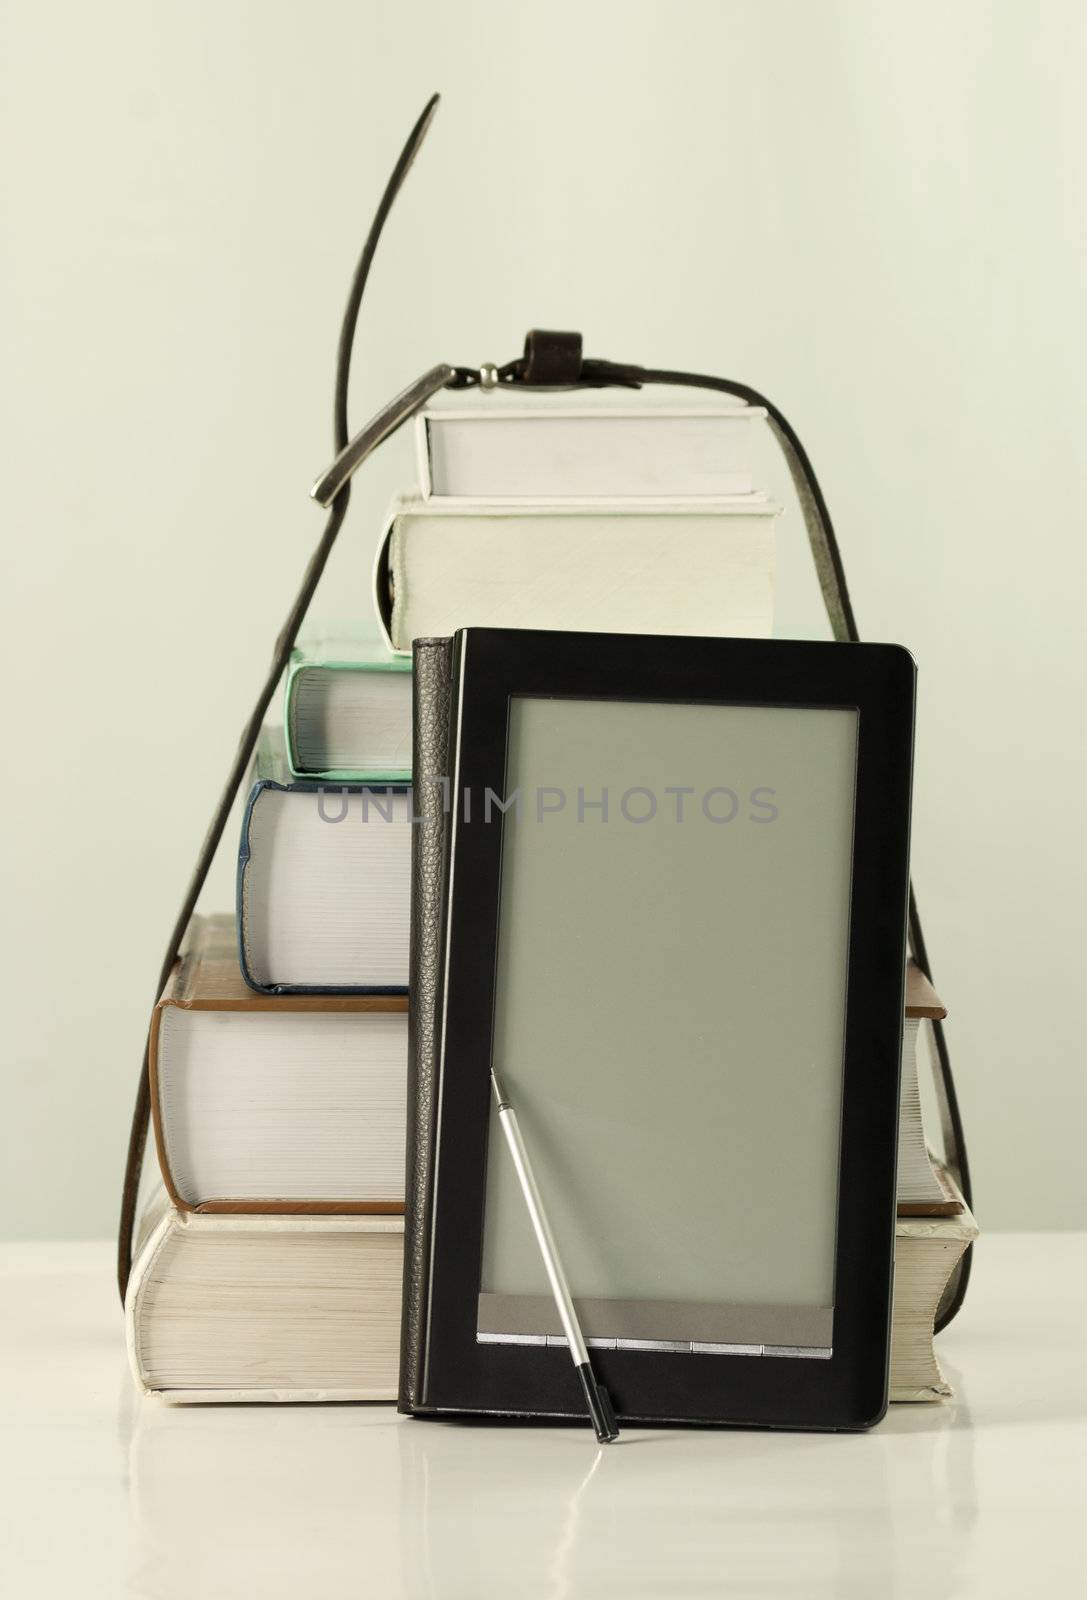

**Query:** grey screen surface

left=478, top=695, right=859, bottom=1352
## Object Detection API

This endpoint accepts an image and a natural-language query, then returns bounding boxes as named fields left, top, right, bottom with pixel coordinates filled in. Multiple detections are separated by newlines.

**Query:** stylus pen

left=490, top=1070, right=619, bottom=1443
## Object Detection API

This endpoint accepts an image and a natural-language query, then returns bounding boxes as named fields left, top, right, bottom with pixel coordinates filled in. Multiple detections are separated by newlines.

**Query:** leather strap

left=118, top=100, right=971, bottom=1334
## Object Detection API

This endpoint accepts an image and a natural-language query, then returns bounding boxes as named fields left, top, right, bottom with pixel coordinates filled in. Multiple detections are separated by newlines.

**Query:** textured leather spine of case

left=399, top=636, right=454, bottom=1411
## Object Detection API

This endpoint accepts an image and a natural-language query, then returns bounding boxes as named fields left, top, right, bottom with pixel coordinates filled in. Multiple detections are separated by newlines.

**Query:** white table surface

left=0, top=1233, right=1082, bottom=1599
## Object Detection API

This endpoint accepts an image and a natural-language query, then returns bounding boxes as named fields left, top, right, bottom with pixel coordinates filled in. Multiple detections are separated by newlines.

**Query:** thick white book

left=151, top=916, right=408, bottom=1211
left=373, top=494, right=779, bottom=655
left=125, top=1197, right=404, bottom=1403
left=417, top=405, right=764, bottom=500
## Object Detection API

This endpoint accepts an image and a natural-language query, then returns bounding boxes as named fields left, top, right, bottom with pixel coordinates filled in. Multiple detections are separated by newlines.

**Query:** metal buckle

left=310, top=363, right=457, bottom=507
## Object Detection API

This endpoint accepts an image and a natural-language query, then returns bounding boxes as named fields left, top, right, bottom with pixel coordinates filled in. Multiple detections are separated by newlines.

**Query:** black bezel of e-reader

left=418, top=626, right=915, bottom=1431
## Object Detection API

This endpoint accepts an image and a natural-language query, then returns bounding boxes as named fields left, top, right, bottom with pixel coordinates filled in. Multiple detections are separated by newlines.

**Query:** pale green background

left=2, top=1, right=1084, bottom=1236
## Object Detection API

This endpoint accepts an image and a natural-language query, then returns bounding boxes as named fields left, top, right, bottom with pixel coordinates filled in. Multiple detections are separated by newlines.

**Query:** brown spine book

left=149, top=915, right=408, bottom=1215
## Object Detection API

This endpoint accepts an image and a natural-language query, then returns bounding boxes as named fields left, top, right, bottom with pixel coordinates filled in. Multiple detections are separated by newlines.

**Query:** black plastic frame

left=418, top=626, right=915, bottom=1431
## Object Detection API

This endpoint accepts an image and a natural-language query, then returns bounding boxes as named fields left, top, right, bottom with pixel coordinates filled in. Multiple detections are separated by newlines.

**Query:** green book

left=284, top=628, right=412, bottom=782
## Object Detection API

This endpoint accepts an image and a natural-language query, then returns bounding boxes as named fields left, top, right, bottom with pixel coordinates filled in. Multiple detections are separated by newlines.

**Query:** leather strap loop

left=519, top=329, right=583, bottom=386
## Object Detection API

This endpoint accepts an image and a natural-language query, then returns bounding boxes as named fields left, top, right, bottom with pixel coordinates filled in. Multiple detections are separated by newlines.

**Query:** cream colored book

left=372, top=494, right=779, bottom=654
left=125, top=1199, right=403, bottom=1403
left=889, top=1183, right=978, bottom=1402
left=127, top=1184, right=974, bottom=1406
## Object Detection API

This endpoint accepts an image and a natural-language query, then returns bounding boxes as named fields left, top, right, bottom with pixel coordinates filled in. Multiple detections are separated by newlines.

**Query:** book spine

left=282, top=659, right=304, bottom=777
left=414, top=412, right=434, bottom=498
left=399, top=636, right=454, bottom=1412
left=235, top=772, right=267, bottom=993
left=147, top=1004, right=196, bottom=1215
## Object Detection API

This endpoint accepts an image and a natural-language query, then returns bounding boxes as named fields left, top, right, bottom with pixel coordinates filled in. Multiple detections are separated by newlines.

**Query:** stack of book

left=125, top=396, right=973, bottom=1403
left=128, top=643, right=417, bottom=1400
left=889, top=968, right=977, bottom=1401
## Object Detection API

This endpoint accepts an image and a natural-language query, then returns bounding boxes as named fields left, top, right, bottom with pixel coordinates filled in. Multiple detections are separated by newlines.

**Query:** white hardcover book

left=417, top=405, right=764, bottom=500
left=125, top=1203, right=404, bottom=1403
left=373, top=495, right=779, bottom=655
left=238, top=728, right=412, bottom=992
left=150, top=917, right=409, bottom=1210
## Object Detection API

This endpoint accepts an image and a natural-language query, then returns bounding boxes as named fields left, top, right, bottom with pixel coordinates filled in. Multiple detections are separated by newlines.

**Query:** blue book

left=238, top=727, right=411, bottom=994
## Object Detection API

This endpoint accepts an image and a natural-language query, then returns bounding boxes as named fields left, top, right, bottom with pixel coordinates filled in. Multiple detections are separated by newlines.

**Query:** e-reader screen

left=478, top=694, right=859, bottom=1356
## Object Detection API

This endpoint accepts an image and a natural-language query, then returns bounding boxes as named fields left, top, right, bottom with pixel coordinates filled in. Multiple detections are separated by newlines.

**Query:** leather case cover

left=398, top=637, right=454, bottom=1410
